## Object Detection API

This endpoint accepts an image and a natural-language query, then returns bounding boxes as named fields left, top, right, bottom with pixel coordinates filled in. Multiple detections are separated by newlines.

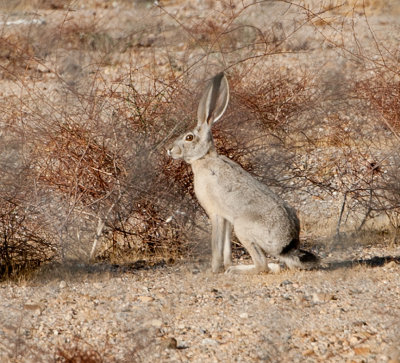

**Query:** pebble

left=23, top=304, right=42, bottom=316
left=162, top=337, right=178, bottom=349
left=354, top=346, right=371, bottom=355
left=147, top=319, right=163, bottom=328
left=138, top=296, right=154, bottom=303
left=312, top=292, right=336, bottom=303
left=385, top=261, right=397, bottom=269
left=201, top=338, right=219, bottom=346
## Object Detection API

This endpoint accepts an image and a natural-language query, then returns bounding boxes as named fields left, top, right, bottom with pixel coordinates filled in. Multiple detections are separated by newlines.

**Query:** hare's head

left=167, top=72, right=229, bottom=163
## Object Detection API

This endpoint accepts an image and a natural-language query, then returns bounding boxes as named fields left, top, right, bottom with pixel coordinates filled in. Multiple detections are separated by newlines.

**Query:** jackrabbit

left=167, top=72, right=318, bottom=274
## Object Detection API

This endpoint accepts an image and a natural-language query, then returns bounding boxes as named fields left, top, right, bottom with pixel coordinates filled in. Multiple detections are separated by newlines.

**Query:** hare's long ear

left=197, top=72, right=229, bottom=126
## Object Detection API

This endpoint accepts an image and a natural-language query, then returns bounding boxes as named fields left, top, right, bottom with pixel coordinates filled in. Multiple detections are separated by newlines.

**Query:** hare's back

left=192, top=155, right=289, bottom=219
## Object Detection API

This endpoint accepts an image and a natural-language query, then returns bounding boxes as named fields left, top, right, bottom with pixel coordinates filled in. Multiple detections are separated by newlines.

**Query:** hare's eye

left=185, top=134, right=194, bottom=141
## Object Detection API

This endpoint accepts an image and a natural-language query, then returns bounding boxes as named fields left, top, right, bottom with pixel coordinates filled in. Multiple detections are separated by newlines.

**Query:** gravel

left=1, top=244, right=400, bottom=362
left=1, top=2, right=400, bottom=362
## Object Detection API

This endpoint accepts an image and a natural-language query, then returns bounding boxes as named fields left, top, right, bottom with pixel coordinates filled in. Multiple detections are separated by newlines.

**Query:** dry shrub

left=0, top=199, right=55, bottom=279
left=352, top=61, right=400, bottom=232
left=356, top=72, right=400, bottom=134
left=0, top=131, right=57, bottom=279
left=22, top=68, right=200, bottom=262
left=55, top=329, right=153, bottom=363
left=383, top=151, right=400, bottom=224
left=0, top=33, right=37, bottom=80
left=100, top=198, right=187, bottom=261
left=233, top=69, right=315, bottom=133
left=55, top=342, right=104, bottom=363
left=2, top=0, right=400, bottom=276
left=36, top=121, right=123, bottom=204
left=87, top=74, right=201, bottom=261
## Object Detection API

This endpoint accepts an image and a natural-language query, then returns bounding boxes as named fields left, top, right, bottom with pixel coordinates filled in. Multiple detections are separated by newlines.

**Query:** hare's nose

left=166, top=144, right=175, bottom=156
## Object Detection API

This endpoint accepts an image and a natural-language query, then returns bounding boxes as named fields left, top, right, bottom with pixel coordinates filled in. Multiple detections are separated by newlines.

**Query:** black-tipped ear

left=197, top=72, right=230, bottom=126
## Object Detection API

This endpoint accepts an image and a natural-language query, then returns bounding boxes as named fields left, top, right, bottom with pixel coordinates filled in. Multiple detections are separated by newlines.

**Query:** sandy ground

left=1, top=242, right=400, bottom=362
left=1, top=1, right=400, bottom=362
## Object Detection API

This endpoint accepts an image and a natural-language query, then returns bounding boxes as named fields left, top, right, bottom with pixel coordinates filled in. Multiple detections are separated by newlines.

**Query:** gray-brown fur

left=167, top=73, right=318, bottom=274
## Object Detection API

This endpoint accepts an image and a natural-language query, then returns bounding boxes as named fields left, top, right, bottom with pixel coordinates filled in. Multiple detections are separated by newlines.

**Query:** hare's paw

left=211, top=265, right=225, bottom=274
left=225, top=264, right=260, bottom=275
left=267, top=263, right=281, bottom=274
left=212, top=259, right=225, bottom=274
left=223, top=260, right=232, bottom=270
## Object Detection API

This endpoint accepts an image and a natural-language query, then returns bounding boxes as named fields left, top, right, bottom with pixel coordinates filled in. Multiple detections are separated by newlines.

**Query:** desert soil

left=1, top=242, right=400, bottom=362
left=1, top=1, right=400, bottom=362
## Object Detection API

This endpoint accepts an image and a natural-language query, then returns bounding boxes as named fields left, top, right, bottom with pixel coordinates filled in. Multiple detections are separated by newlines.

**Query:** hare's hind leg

left=225, top=241, right=269, bottom=275
left=225, top=218, right=270, bottom=274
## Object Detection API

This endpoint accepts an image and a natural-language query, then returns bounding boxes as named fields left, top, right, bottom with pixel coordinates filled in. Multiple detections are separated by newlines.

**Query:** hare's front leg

left=211, top=215, right=231, bottom=273
left=223, top=219, right=232, bottom=269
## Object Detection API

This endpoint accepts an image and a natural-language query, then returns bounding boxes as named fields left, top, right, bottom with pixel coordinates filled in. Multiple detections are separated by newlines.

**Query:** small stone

left=59, top=281, right=67, bottom=289
left=201, top=338, right=219, bottom=346
left=23, top=303, right=40, bottom=311
left=176, top=339, right=189, bottom=349
left=268, top=263, right=281, bottom=273
left=354, top=346, right=370, bottom=355
left=24, top=304, right=42, bottom=316
left=312, top=293, right=322, bottom=303
left=162, top=337, right=177, bottom=349
left=148, top=319, right=162, bottom=328
left=349, top=336, right=359, bottom=345
left=385, top=261, right=397, bottom=269
left=138, top=296, right=154, bottom=303
left=239, top=312, right=249, bottom=319
left=65, top=313, right=73, bottom=321
left=312, top=293, right=335, bottom=303
left=302, top=349, right=315, bottom=356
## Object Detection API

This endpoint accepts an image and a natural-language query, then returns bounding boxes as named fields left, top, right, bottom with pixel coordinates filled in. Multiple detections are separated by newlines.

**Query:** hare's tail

left=297, top=249, right=320, bottom=265
left=279, top=240, right=319, bottom=270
